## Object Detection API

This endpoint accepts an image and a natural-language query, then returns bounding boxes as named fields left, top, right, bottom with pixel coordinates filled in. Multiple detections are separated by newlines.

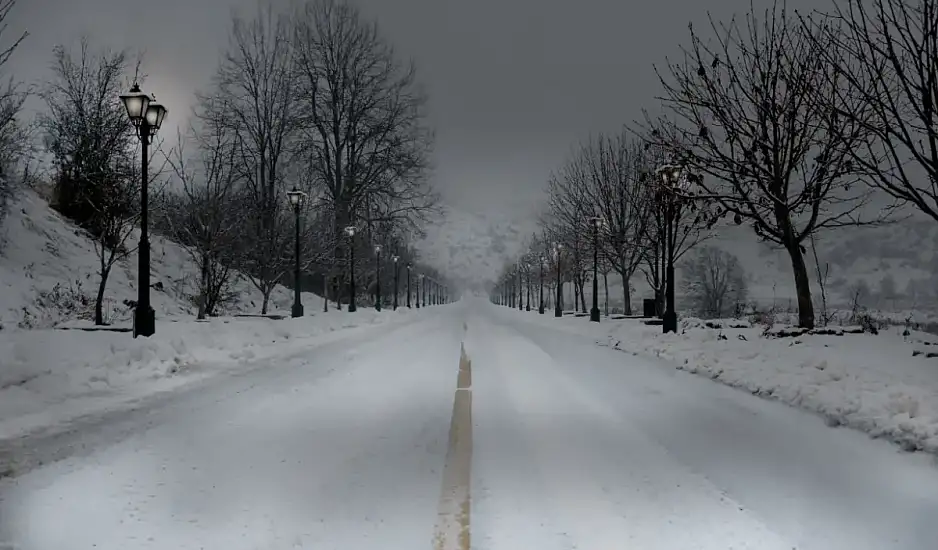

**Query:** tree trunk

left=261, top=287, right=271, bottom=314
left=197, top=261, right=209, bottom=320
left=786, top=242, right=815, bottom=329
left=621, top=272, right=632, bottom=315
left=94, top=266, right=110, bottom=326
left=603, top=271, right=609, bottom=316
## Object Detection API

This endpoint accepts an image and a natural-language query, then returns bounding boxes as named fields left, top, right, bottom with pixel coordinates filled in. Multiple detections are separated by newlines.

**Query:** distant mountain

left=413, top=206, right=536, bottom=291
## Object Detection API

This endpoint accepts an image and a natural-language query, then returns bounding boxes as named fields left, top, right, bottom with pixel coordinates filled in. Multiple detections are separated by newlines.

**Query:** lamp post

left=120, top=83, right=167, bottom=338
left=554, top=243, right=563, bottom=317
left=287, top=187, right=308, bottom=318
left=517, top=266, right=523, bottom=311
left=392, top=254, right=400, bottom=310
left=538, top=255, right=545, bottom=314
left=589, top=217, right=602, bottom=322
left=406, top=263, right=412, bottom=308
left=525, top=263, right=531, bottom=311
left=423, top=275, right=428, bottom=306
left=345, top=226, right=357, bottom=312
left=374, top=244, right=383, bottom=311
left=655, top=163, right=687, bottom=334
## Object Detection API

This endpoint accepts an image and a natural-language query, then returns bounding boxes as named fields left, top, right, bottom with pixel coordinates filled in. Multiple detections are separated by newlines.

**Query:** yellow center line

left=433, top=343, right=472, bottom=550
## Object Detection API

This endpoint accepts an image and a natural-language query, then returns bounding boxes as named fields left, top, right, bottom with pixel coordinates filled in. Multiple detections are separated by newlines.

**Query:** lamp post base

left=663, top=310, right=678, bottom=334
left=134, top=305, right=155, bottom=338
left=292, top=303, right=304, bottom=318
left=590, top=307, right=600, bottom=323
left=538, top=306, right=544, bottom=314
left=554, top=308, right=562, bottom=318
left=348, top=302, right=357, bottom=313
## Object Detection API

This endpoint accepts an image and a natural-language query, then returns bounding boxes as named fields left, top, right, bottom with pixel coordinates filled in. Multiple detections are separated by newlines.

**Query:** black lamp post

left=525, top=263, right=531, bottom=311
left=345, top=226, right=357, bottom=312
left=655, top=163, right=686, bottom=334
left=423, top=275, right=428, bottom=306
left=538, top=255, right=545, bottom=314
left=589, top=217, right=602, bottom=323
left=392, top=254, right=400, bottom=310
left=374, top=244, right=383, bottom=311
left=287, top=187, right=308, bottom=318
left=120, top=84, right=167, bottom=338
left=406, top=263, right=412, bottom=308
left=554, top=244, right=563, bottom=317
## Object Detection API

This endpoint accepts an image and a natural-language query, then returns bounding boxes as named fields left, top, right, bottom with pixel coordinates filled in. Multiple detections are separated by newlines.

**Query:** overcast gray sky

left=8, top=0, right=788, bottom=226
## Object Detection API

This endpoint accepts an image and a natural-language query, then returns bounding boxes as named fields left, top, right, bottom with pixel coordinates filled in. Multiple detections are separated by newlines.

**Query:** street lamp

left=374, top=244, right=383, bottom=311
left=287, top=187, right=308, bottom=318
left=655, top=163, right=687, bottom=334
left=517, top=266, right=523, bottom=311
left=406, top=263, right=412, bottom=308
left=554, top=243, right=563, bottom=317
left=525, top=263, right=531, bottom=311
left=120, top=83, right=167, bottom=338
left=345, top=226, right=357, bottom=312
left=392, top=254, right=400, bottom=310
left=588, top=216, right=603, bottom=322
left=538, top=255, right=545, bottom=314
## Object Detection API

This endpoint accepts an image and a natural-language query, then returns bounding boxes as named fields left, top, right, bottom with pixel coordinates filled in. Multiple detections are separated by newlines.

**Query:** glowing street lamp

left=120, top=83, right=167, bottom=338
left=286, top=187, right=308, bottom=318
left=345, top=226, right=357, bottom=312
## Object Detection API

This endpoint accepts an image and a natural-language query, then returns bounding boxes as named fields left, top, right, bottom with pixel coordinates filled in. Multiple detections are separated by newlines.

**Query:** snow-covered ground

left=3, top=299, right=936, bottom=549
left=0, top=308, right=418, bottom=442
left=506, top=306, right=938, bottom=455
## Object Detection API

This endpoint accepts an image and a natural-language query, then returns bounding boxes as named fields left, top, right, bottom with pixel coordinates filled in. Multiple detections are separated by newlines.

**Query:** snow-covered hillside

left=0, top=188, right=314, bottom=330
left=414, top=206, right=537, bottom=291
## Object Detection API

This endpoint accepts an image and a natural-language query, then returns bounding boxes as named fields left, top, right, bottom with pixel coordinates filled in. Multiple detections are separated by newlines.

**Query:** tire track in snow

left=432, top=342, right=472, bottom=550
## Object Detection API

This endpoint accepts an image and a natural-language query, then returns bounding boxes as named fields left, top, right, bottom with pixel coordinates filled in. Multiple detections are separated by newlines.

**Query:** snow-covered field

left=509, top=308, right=938, bottom=455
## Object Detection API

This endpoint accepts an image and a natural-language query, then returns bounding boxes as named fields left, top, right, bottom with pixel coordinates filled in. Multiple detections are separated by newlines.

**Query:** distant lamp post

left=286, top=187, right=308, bottom=318
left=374, top=244, right=383, bottom=311
left=345, top=226, right=357, bottom=312
left=655, top=163, right=688, bottom=334
left=554, top=243, right=563, bottom=317
left=406, top=263, right=412, bottom=308
left=120, top=83, right=167, bottom=338
left=538, top=255, right=545, bottom=314
left=588, top=216, right=603, bottom=323
left=392, top=254, right=400, bottom=310
left=517, top=266, right=523, bottom=311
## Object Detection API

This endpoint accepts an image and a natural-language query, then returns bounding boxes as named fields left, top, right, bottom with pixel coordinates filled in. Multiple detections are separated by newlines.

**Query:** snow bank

left=514, top=309, right=938, bottom=454
left=0, top=308, right=414, bottom=439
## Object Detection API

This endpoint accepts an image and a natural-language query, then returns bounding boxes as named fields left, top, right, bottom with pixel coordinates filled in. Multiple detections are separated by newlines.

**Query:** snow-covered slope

left=0, top=188, right=310, bottom=330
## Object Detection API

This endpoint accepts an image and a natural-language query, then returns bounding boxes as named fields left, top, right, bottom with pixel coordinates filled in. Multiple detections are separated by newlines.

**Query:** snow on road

left=2, top=299, right=938, bottom=549
left=468, top=302, right=938, bottom=550
left=0, top=311, right=462, bottom=550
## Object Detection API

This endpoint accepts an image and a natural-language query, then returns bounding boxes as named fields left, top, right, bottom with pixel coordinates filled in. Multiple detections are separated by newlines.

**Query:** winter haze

left=14, top=0, right=911, bottom=291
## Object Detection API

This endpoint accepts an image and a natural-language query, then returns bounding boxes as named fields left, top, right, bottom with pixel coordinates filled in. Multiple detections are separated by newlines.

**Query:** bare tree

left=646, top=2, right=888, bottom=328
left=0, top=0, right=27, bottom=229
left=681, top=246, right=748, bottom=318
left=205, top=1, right=299, bottom=314
left=816, top=0, right=938, bottom=222
left=39, top=39, right=151, bottom=325
left=580, top=133, right=654, bottom=314
left=163, top=106, right=243, bottom=319
left=292, top=0, right=436, bottom=261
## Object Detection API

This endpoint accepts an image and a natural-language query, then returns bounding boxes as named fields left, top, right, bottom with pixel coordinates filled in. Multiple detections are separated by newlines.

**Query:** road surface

left=1, top=299, right=937, bottom=549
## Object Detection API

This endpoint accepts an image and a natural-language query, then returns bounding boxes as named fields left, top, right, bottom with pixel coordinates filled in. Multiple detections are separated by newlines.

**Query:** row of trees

left=0, top=0, right=444, bottom=324
left=501, top=0, right=938, bottom=329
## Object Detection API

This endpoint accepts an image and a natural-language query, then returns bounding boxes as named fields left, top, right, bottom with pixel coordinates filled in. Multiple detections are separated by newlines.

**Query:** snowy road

left=2, top=299, right=938, bottom=549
